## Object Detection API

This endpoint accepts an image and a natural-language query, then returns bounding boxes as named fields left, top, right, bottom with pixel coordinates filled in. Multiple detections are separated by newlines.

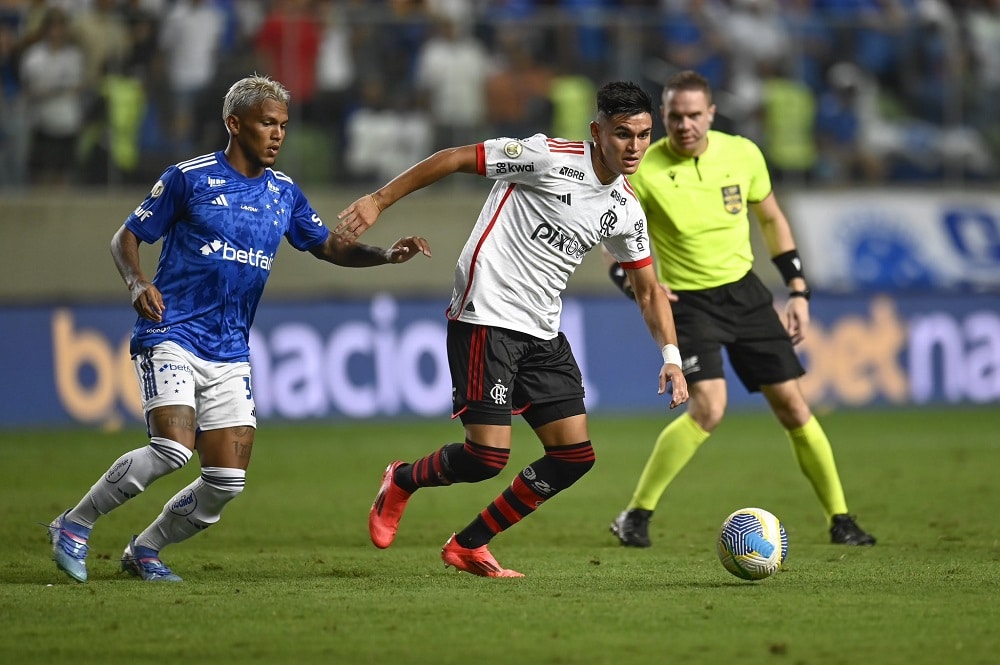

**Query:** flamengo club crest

left=722, top=185, right=743, bottom=214
left=490, top=380, right=508, bottom=405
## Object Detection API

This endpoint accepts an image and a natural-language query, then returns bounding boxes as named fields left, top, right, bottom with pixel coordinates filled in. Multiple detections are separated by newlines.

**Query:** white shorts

left=132, top=341, right=257, bottom=431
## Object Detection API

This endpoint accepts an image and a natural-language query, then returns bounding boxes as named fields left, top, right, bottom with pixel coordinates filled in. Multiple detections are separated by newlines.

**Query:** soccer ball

left=716, top=507, right=788, bottom=580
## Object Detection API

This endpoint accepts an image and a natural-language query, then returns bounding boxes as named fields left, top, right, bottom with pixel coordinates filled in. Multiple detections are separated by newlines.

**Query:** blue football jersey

left=124, top=151, right=329, bottom=362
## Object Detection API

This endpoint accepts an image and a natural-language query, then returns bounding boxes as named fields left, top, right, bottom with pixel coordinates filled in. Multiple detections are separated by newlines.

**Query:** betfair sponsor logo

left=200, top=239, right=274, bottom=270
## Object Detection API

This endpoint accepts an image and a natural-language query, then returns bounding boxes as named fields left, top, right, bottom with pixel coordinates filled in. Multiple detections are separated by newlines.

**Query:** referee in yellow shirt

left=607, top=70, right=875, bottom=548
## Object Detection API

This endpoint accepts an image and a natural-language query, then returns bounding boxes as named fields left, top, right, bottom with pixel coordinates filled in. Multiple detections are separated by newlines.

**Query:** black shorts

left=672, top=271, right=805, bottom=393
left=447, top=320, right=586, bottom=426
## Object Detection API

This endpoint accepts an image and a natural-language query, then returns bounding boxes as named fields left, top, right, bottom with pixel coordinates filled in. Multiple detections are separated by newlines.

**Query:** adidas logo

left=211, top=194, right=229, bottom=207
left=556, top=193, right=572, bottom=205
left=464, top=301, right=476, bottom=312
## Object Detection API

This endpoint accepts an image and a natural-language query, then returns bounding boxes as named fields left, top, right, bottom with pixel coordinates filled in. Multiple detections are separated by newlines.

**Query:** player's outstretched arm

left=627, top=264, right=689, bottom=408
left=110, top=224, right=164, bottom=322
left=309, top=232, right=431, bottom=267
left=335, top=145, right=480, bottom=240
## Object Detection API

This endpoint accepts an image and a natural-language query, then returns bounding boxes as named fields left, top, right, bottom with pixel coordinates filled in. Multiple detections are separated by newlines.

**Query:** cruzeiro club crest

left=722, top=185, right=743, bottom=214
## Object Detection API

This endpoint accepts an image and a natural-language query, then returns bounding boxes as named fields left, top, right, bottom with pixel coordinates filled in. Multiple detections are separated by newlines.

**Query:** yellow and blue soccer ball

left=717, top=507, right=788, bottom=580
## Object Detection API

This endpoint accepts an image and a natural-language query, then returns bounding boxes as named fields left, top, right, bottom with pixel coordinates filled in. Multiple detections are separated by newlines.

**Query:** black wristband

left=608, top=263, right=636, bottom=301
left=788, top=289, right=811, bottom=301
left=772, top=250, right=805, bottom=285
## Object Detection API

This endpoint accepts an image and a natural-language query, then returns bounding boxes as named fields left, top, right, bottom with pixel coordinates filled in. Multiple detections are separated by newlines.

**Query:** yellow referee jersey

left=628, top=130, right=772, bottom=290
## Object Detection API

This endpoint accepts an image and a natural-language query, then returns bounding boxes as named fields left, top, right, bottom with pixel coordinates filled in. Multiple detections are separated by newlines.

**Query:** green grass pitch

left=1, top=406, right=998, bottom=664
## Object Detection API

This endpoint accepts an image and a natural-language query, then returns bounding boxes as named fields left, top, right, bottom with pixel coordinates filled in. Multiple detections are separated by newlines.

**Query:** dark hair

left=596, top=81, right=653, bottom=120
left=664, top=70, right=712, bottom=103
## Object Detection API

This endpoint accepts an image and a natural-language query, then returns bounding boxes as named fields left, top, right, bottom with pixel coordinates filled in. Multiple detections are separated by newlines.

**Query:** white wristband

left=661, top=344, right=682, bottom=367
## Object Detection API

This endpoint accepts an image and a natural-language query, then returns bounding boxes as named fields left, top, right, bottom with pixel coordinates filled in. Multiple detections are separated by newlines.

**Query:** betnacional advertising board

left=0, top=292, right=996, bottom=429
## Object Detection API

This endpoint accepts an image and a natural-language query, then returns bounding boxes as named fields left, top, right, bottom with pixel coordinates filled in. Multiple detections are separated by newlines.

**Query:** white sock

left=67, top=437, right=192, bottom=529
left=136, top=467, right=246, bottom=552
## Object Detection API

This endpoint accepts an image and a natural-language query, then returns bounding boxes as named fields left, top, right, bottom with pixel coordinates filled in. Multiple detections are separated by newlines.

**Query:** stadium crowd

left=0, top=0, right=997, bottom=190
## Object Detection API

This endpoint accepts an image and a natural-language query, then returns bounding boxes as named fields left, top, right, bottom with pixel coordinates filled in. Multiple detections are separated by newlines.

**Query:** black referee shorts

left=447, top=320, right=586, bottom=426
left=672, top=271, right=805, bottom=393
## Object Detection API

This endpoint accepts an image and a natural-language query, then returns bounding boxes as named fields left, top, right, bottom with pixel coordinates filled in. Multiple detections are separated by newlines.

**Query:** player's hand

left=130, top=280, right=164, bottom=322
left=385, top=236, right=432, bottom=263
left=783, top=296, right=810, bottom=345
left=660, top=283, right=678, bottom=303
left=335, top=193, right=381, bottom=240
left=659, top=362, right=689, bottom=408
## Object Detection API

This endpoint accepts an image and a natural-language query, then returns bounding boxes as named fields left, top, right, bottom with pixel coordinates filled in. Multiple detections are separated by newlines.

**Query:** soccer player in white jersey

left=335, top=81, right=689, bottom=577
left=47, top=75, right=431, bottom=583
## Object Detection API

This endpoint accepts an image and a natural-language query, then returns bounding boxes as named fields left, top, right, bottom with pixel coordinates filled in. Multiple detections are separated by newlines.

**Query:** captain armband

left=608, top=263, right=636, bottom=301
left=771, top=250, right=805, bottom=285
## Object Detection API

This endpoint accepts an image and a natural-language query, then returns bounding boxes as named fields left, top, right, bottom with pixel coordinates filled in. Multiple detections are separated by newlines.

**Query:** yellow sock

left=786, top=415, right=849, bottom=521
left=628, top=413, right=710, bottom=512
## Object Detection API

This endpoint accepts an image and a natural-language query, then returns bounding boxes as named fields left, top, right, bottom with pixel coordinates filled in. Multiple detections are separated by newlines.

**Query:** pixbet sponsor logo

left=199, top=239, right=274, bottom=271
left=529, top=222, right=589, bottom=260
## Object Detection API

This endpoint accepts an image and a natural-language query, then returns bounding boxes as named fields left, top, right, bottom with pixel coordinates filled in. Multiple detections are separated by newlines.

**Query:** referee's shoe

left=610, top=508, right=653, bottom=548
left=830, top=514, right=877, bottom=546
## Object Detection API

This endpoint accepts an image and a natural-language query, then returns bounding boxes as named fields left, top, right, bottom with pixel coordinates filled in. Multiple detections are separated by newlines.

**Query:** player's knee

left=197, top=467, right=247, bottom=515
left=148, top=437, right=194, bottom=471
left=538, top=441, right=596, bottom=490
left=555, top=443, right=596, bottom=482
left=442, top=440, right=510, bottom=482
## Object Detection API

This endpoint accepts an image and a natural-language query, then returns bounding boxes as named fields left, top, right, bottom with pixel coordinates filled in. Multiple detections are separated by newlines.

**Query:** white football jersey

left=448, top=133, right=652, bottom=339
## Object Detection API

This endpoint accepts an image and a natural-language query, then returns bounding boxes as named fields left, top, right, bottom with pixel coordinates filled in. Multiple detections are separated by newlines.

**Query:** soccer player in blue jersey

left=47, top=75, right=431, bottom=583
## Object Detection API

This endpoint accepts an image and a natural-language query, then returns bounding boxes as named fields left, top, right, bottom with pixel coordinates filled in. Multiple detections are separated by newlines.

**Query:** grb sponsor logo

left=200, top=240, right=274, bottom=271
left=558, top=166, right=585, bottom=181
left=530, top=222, right=589, bottom=259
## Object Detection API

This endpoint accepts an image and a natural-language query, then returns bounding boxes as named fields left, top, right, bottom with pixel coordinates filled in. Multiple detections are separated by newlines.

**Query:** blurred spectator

left=0, top=3, right=28, bottom=187
left=484, top=26, right=553, bottom=139
left=822, top=61, right=994, bottom=181
left=548, top=71, right=595, bottom=141
left=344, top=78, right=432, bottom=185
left=707, top=0, right=793, bottom=141
left=254, top=0, right=322, bottom=122
left=813, top=0, right=914, bottom=91
left=414, top=13, right=491, bottom=150
left=159, top=0, right=226, bottom=157
left=70, top=0, right=129, bottom=86
left=965, top=0, right=1000, bottom=153
left=553, top=0, right=612, bottom=79
left=652, top=0, right=727, bottom=92
left=778, top=0, right=836, bottom=94
left=902, top=0, right=961, bottom=126
left=759, top=63, right=818, bottom=184
left=312, top=0, right=360, bottom=177
left=815, top=62, right=886, bottom=182
left=19, top=7, right=85, bottom=186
